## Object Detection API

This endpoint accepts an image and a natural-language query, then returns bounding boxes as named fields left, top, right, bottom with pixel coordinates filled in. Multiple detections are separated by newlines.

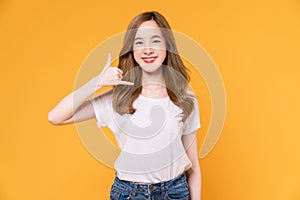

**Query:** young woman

left=48, top=11, right=202, bottom=200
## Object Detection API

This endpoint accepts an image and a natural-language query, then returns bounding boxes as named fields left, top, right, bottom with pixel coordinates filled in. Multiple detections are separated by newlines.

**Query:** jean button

left=149, top=185, right=157, bottom=190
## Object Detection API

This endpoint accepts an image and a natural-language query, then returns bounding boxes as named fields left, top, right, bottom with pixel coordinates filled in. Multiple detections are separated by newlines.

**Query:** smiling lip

left=142, top=56, right=157, bottom=63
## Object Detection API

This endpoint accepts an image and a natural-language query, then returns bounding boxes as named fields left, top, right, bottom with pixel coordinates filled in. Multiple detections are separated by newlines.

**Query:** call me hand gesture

left=48, top=52, right=134, bottom=125
left=96, top=53, right=134, bottom=89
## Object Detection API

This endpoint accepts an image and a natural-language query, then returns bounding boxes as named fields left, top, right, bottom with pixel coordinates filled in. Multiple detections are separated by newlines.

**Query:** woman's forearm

left=187, top=165, right=202, bottom=200
left=48, top=75, right=100, bottom=124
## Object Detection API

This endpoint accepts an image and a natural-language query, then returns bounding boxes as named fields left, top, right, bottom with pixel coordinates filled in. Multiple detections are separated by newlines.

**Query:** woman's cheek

left=133, top=51, right=141, bottom=65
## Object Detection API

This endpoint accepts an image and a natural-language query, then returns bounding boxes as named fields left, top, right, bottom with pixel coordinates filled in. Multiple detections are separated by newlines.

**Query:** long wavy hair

left=112, top=11, right=195, bottom=122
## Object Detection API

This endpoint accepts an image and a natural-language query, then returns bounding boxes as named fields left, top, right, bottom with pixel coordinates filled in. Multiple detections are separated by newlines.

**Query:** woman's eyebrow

left=134, top=37, right=143, bottom=41
left=134, top=35, right=162, bottom=41
left=151, top=35, right=161, bottom=39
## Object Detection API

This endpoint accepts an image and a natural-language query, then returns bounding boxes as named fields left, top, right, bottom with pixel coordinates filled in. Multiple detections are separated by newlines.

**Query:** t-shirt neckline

left=139, top=93, right=170, bottom=101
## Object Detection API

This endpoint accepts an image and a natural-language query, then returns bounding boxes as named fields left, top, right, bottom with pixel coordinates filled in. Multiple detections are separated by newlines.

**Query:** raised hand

left=96, top=52, right=134, bottom=88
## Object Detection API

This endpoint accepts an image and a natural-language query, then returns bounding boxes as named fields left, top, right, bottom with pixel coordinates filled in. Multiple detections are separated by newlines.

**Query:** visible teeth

left=143, top=57, right=155, bottom=61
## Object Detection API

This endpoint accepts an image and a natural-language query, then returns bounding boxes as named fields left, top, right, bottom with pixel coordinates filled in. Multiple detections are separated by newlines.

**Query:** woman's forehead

left=135, top=21, right=164, bottom=39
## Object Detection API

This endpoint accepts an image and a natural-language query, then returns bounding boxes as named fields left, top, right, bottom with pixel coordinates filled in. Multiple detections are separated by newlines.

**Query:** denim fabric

left=109, top=171, right=191, bottom=200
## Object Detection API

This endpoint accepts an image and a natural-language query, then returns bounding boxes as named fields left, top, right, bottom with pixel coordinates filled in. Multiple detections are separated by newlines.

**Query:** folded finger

left=117, top=68, right=123, bottom=74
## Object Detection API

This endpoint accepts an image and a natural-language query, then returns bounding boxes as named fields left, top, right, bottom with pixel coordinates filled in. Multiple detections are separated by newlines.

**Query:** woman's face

left=133, top=20, right=167, bottom=73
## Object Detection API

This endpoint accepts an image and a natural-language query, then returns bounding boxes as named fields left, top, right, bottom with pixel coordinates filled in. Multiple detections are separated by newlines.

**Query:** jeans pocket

left=164, top=182, right=190, bottom=200
left=110, top=188, right=121, bottom=200
left=110, top=185, right=133, bottom=200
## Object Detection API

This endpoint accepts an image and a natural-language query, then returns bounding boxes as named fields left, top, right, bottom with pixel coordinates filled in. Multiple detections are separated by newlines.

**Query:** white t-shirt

left=89, top=89, right=201, bottom=183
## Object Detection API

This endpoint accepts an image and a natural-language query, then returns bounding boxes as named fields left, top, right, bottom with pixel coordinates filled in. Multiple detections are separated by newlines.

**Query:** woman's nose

left=143, top=47, right=154, bottom=55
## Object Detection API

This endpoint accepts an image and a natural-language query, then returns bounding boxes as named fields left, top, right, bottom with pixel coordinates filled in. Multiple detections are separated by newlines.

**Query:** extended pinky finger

left=117, top=80, right=134, bottom=85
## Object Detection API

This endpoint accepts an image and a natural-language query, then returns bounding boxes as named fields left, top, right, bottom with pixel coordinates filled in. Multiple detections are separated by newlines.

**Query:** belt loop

left=161, top=181, right=165, bottom=191
left=130, top=182, right=138, bottom=197
left=134, top=182, right=138, bottom=191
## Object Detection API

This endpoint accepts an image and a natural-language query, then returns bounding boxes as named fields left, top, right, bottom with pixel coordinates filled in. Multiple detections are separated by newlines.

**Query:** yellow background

left=1, top=0, right=300, bottom=199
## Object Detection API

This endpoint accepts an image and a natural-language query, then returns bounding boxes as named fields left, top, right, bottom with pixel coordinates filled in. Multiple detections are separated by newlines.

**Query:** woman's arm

left=182, top=132, right=202, bottom=200
left=48, top=53, right=133, bottom=125
left=47, top=75, right=101, bottom=125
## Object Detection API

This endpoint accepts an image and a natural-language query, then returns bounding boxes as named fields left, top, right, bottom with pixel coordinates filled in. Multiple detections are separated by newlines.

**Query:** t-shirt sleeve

left=89, top=90, right=113, bottom=128
left=182, top=94, right=201, bottom=135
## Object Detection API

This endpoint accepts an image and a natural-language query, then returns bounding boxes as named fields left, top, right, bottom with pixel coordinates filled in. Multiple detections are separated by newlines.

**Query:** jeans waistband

left=113, top=171, right=188, bottom=192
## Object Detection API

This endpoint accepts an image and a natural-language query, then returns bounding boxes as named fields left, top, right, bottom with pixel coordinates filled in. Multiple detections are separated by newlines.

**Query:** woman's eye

left=135, top=41, right=143, bottom=45
left=153, top=40, right=161, bottom=43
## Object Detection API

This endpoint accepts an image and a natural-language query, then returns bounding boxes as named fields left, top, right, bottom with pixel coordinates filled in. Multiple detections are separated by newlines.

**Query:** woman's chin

left=139, top=63, right=161, bottom=73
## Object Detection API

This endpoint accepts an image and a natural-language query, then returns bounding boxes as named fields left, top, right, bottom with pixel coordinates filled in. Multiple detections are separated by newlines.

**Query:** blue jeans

left=110, top=171, right=191, bottom=200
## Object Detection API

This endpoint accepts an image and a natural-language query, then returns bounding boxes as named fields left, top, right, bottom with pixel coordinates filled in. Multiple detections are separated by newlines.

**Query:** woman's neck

left=141, top=68, right=168, bottom=97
